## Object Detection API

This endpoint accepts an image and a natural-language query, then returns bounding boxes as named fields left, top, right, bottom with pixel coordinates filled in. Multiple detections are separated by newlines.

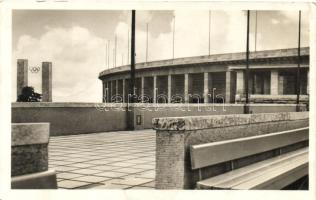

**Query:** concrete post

left=236, top=70, right=244, bottom=96
left=17, top=59, right=28, bottom=98
left=203, top=72, right=209, bottom=103
left=225, top=71, right=231, bottom=103
left=168, top=75, right=172, bottom=103
left=42, top=62, right=52, bottom=102
left=141, top=76, right=145, bottom=103
left=153, top=76, right=157, bottom=103
left=184, top=73, right=189, bottom=103
left=270, top=70, right=279, bottom=95
left=122, top=79, right=126, bottom=103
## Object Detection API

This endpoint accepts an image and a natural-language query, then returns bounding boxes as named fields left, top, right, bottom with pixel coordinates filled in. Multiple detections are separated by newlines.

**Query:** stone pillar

left=225, top=71, right=232, bottom=103
left=122, top=79, right=126, bottom=103
left=184, top=74, right=189, bottom=103
left=236, top=70, right=244, bottom=95
left=153, top=76, right=157, bottom=103
left=141, top=77, right=145, bottom=103
left=11, top=123, right=57, bottom=189
left=270, top=70, right=279, bottom=95
left=203, top=72, right=209, bottom=103
left=42, top=62, right=52, bottom=102
left=17, top=59, right=28, bottom=98
left=307, top=69, right=309, bottom=95
left=168, top=75, right=171, bottom=103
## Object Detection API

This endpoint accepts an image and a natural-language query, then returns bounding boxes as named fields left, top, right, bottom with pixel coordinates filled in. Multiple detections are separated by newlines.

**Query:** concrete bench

left=11, top=123, right=57, bottom=189
left=190, top=127, right=309, bottom=189
left=153, top=112, right=309, bottom=189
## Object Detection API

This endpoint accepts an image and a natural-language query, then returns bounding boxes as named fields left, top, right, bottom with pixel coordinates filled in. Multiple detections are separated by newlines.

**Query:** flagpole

left=172, top=15, right=175, bottom=59
left=105, top=41, right=108, bottom=69
left=114, top=35, right=117, bottom=67
left=127, top=29, right=130, bottom=65
left=108, top=40, right=110, bottom=69
left=146, top=23, right=149, bottom=62
left=296, top=10, right=301, bottom=112
left=209, top=10, right=211, bottom=55
left=244, top=10, right=250, bottom=114
left=255, top=11, right=258, bottom=52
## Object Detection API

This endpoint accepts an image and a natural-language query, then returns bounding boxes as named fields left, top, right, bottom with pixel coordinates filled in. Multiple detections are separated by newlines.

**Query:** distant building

left=98, top=47, right=309, bottom=104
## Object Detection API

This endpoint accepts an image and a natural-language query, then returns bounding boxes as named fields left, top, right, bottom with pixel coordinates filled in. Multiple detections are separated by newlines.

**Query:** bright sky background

left=12, top=10, right=309, bottom=102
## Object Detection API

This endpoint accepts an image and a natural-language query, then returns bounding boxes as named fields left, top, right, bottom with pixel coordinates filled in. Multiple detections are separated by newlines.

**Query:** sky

left=12, top=10, right=309, bottom=102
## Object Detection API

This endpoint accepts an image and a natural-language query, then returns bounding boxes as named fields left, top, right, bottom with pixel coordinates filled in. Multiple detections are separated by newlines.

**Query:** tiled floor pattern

left=48, top=129, right=156, bottom=189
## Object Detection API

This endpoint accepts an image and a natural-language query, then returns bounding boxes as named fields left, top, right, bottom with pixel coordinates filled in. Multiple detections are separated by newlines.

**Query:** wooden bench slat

left=197, top=147, right=308, bottom=189
left=190, top=127, right=308, bottom=170
left=257, top=162, right=308, bottom=190
left=232, top=155, right=308, bottom=190
left=217, top=152, right=307, bottom=189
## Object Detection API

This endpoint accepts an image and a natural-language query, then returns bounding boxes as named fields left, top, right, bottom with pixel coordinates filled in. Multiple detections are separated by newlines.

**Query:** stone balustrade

left=152, top=112, right=309, bottom=189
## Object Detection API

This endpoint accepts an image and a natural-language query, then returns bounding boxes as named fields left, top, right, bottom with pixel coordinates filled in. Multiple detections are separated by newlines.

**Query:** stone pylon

left=42, top=62, right=52, bottom=102
left=17, top=59, right=28, bottom=97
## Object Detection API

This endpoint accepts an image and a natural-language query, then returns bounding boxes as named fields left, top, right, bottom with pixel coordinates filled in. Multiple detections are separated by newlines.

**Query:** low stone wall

left=11, top=123, right=57, bottom=189
left=12, top=102, right=307, bottom=136
left=12, top=102, right=127, bottom=136
left=133, top=103, right=307, bottom=130
left=152, top=112, right=309, bottom=189
left=236, top=94, right=309, bottom=104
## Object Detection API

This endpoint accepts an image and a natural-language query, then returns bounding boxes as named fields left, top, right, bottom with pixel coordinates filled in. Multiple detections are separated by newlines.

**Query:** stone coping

left=99, top=47, right=309, bottom=78
left=152, top=112, right=309, bottom=131
left=12, top=102, right=304, bottom=108
left=12, top=123, right=50, bottom=146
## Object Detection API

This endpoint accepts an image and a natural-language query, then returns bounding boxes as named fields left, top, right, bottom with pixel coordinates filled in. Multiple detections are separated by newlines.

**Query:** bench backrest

left=190, top=127, right=309, bottom=170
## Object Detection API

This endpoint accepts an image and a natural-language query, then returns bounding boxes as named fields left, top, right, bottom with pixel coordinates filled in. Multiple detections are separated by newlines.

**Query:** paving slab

left=58, top=180, right=92, bottom=189
left=48, top=129, right=156, bottom=189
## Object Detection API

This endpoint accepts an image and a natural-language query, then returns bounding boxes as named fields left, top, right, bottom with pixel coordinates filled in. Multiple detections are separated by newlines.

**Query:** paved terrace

left=48, top=129, right=156, bottom=189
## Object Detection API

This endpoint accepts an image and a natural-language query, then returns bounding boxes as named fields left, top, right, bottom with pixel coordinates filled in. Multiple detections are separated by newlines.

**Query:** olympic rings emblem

left=29, top=67, right=40, bottom=73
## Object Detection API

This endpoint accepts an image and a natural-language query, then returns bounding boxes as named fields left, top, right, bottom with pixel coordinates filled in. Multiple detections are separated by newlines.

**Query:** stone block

left=11, top=123, right=57, bottom=189
left=11, top=123, right=50, bottom=176
left=11, top=170, right=57, bottom=189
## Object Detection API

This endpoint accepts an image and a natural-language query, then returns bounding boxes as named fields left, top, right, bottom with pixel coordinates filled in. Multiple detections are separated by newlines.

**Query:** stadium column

left=116, top=80, right=119, bottom=100
left=102, top=82, right=105, bottom=102
left=307, top=69, right=309, bottom=95
left=122, top=79, right=125, bottom=103
left=168, top=74, right=172, bottom=103
left=153, top=76, right=157, bottom=103
left=141, top=76, right=145, bottom=103
left=184, top=73, right=189, bottom=103
left=17, top=59, right=28, bottom=98
left=203, top=72, right=209, bottom=103
left=110, top=81, right=113, bottom=102
left=270, top=70, right=279, bottom=95
left=42, top=62, right=52, bottom=102
left=225, top=70, right=232, bottom=103
left=236, top=70, right=244, bottom=98
left=105, top=81, right=109, bottom=103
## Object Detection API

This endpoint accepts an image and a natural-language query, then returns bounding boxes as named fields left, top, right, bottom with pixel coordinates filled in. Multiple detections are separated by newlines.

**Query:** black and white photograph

left=0, top=0, right=315, bottom=200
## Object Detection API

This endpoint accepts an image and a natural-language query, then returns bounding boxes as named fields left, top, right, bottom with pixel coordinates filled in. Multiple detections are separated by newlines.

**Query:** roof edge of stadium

left=98, top=47, right=309, bottom=79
